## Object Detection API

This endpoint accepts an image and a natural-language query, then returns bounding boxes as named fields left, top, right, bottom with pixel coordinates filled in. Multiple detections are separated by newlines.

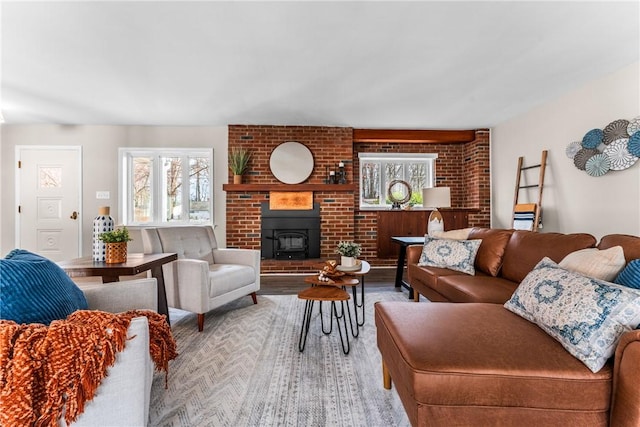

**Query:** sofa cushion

left=418, top=236, right=482, bottom=275
left=615, top=259, right=640, bottom=290
left=501, top=231, right=596, bottom=283
left=437, top=274, right=518, bottom=303
left=407, top=263, right=467, bottom=301
left=208, top=264, right=256, bottom=298
left=0, top=249, right=88, bottom=325
left=504, top=257, right=640, bottom=372
left=468, top=228, right=514, bottom=276
left=598, top=234, right=640, bottom=263
left=559, top=246, right=626, bottom=281
left=375, top=302, right=612, bottom=416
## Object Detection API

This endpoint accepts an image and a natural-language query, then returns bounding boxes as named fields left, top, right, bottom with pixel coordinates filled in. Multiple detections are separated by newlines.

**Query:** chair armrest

left=164, top=259, right=210, bottom=313
left=79, top=278, right=158, bottom=313
left=610, top=329, right=640, bottom=426
left=213, top=248, right=260, bottom=270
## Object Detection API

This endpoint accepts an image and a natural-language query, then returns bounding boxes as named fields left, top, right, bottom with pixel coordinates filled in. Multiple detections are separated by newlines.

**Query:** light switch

left=96, top=191, right=110, bottom=199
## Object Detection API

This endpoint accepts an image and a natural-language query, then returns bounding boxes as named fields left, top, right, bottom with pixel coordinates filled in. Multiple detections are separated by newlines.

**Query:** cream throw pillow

left=430, top=227, right=473, bottom=240
left=559, top=246, right=626, bottom=282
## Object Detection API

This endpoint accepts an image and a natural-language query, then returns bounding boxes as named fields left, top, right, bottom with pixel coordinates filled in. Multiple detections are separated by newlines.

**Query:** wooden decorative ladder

left=512, top=150, right=548, bottom=232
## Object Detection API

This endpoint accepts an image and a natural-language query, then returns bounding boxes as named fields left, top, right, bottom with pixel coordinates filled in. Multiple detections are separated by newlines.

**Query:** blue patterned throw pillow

left=614, top=259, right=640, bottom=289
left=504, top=257, right=640, bottom=372
left=417, top=236, right=482, bottom=275
left=0, top=249, right=88, bottom=325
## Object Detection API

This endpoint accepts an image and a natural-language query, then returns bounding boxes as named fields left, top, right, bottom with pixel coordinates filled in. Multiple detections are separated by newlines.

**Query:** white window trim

left=358, top=152, right=438, bottom=210
left=118, top=147, right=214, bottom=226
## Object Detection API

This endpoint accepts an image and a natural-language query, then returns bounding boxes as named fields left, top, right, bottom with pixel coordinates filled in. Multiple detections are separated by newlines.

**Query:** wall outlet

left=96, top=191, right=110, bottom=199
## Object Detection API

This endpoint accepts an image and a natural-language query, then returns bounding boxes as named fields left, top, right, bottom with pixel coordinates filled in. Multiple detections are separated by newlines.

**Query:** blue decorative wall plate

left=582, top=128, right=603, bottom=149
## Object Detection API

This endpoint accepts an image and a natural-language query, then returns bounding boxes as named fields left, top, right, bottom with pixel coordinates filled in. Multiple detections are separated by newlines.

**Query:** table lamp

left=422, top=187, right=451, bottom=235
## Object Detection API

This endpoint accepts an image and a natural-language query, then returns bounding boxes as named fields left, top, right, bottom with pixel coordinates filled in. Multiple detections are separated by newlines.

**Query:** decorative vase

left=341, top=256, right=357, bottom=267
left=233, top=174, right=243, bottom=184
left=93, top=206, right=114, bottom=262
left=105, top=242, right=127, bottom=264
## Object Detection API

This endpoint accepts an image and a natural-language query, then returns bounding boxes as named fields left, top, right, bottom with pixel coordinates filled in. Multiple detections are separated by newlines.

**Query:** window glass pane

left=39, top=166, right=62, bottom=188
left=384, top=163, right=404, bottom=204
left=189, top=156, right=211, bottom=222
left=361, top=162, right=380, bottom=206
left=163, top=156, right=182, bottom=221
left=408, top=163, right=427, bottom=205
left=132, top=157, right=152, bottom=223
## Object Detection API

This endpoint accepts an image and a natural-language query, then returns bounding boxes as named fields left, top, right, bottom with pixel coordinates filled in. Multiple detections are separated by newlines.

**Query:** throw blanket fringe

left=0, top=310, right=177, bottom=427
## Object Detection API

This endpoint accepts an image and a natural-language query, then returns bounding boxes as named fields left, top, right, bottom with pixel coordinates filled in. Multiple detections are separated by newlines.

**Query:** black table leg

left=394, top=245, right=414, bottom=299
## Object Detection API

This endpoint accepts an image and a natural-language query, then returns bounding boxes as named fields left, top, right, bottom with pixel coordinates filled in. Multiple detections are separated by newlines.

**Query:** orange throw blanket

left=0, top=310, right=177, bottom=427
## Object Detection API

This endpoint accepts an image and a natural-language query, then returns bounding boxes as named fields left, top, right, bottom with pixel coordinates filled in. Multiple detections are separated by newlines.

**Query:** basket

left=105, top=242, right=127, bottom=264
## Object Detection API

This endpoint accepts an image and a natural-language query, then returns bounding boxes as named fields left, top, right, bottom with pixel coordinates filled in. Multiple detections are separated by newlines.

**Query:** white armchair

left=142, top=225, right=260, bottom=331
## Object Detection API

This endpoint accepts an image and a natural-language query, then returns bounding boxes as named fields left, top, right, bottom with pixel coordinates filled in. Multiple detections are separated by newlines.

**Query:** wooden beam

left=352, top=129, right=478, bottom=144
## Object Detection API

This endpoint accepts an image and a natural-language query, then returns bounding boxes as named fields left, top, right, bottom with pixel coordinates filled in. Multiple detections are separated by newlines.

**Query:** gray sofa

left=68, top=278, right=158, bottom=427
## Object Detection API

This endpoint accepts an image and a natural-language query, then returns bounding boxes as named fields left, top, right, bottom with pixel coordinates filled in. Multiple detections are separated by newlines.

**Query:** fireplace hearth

left=261, top=202, right=321, bottom=260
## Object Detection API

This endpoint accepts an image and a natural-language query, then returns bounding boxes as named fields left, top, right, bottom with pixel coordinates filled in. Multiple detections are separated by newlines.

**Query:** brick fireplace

left=225, top=125, right=490, bottom=274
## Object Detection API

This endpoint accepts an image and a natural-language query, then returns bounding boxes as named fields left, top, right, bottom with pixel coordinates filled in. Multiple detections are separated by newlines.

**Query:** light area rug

left=149, top=291, right=411, bottom=427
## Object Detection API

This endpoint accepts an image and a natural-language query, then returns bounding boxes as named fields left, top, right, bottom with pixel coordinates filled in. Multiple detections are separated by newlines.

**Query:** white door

left=16, top=146, right=82, bottom=261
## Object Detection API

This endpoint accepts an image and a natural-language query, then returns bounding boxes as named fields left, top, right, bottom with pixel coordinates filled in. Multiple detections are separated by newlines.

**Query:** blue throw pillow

left=614, top=259, right=640, bottom=290
left=0, top=249, right=88, bottom=325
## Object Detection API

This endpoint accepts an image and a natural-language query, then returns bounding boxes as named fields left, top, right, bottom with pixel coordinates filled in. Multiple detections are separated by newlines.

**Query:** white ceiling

left=2, top=1, right=639, bottom=129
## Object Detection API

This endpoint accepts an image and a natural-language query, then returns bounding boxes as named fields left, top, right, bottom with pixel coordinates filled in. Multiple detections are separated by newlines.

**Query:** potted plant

left=229, top=147, right=252, bottom=184
left=99, top=227, right=133, bottom=264
left=336, top=241, right=362, bottom=267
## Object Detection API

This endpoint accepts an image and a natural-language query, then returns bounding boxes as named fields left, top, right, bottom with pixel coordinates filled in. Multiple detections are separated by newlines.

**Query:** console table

left=58, top=252, right=177, bottom=322
left=391, top=236, right=427, bottom=300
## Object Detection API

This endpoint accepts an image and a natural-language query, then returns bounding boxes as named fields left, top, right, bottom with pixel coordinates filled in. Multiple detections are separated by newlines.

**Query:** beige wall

left=0, top=125, right=228, bottom=257
left=491, top=62, right=640, bottom=240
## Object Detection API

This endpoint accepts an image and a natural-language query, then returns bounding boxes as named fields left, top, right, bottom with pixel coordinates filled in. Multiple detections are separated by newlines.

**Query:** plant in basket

left=99, top=227, right=132, bottom=263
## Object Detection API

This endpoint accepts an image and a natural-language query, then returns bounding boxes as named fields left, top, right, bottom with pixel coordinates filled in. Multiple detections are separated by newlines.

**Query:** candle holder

left=337, top=162, right=347, bottom=184
left=324, top=166, right=332, bottom=184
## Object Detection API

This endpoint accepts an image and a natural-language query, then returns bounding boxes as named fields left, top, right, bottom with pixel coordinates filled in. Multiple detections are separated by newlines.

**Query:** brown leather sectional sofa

left=375, top=229, right=640, bottom=426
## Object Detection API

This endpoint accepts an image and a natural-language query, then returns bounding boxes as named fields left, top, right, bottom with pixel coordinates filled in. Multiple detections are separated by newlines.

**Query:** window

left=358, top=152, right=437, bottom=209
left=119, top=148, right=213, bottom=226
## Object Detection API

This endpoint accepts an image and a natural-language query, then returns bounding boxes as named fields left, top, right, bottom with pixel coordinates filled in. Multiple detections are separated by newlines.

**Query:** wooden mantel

left=353, top=129, right=479, bottom=143
left=223, top=184, right=357, bottom=192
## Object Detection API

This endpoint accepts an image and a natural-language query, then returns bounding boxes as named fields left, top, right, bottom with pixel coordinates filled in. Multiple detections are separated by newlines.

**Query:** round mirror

left=269, top=141, right=314, bottom=184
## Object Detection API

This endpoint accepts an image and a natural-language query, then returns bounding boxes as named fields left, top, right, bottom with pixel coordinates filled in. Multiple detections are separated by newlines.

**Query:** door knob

left=70, top=211, right=78, bottom=220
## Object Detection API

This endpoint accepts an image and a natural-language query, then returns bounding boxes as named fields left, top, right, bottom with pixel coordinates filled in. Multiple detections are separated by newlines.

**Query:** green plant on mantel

left=99, top=227, right=133, bottom=243
left=229, top=147, right=252, bottom=175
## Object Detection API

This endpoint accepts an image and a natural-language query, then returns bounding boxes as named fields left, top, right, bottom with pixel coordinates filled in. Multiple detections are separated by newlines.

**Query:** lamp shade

left=422, top=187, right=451, bottom=209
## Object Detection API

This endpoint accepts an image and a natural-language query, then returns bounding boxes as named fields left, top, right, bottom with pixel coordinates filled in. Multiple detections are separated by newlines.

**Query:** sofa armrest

left=79, top=278, right=158, bottom=313
left=66, top=317, right=153, bottom=427
left=610, top=329, right=640, bottom=426
left=406, top=245, right=423, bottom=265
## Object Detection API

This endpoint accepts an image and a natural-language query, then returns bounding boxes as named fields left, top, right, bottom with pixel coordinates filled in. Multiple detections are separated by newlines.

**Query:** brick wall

left=227, top=125, right=490, bottom=273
